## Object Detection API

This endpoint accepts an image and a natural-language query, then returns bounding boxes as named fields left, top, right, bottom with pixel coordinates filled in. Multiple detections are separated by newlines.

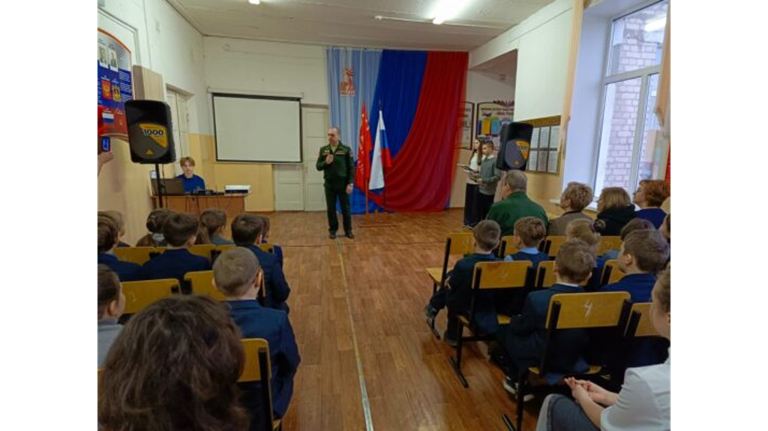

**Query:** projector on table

left=225, top=185, right=251, bottom=194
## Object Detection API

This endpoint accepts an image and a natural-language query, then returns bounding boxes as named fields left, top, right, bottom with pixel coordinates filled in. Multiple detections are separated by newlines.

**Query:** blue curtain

left=327, top=47, right=381, bottom=156
left=370, top=50, right=427, bottom=159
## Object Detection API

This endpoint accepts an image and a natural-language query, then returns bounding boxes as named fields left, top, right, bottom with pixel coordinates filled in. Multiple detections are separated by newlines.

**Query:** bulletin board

left=476, top=100, right=514, bottom=149
left=98, top=28, right=133, bottom=136
left=522, top=116, right=562, bottom=175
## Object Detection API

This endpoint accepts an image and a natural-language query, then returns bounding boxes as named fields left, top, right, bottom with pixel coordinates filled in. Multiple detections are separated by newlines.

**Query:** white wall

left=466, top=71, right=515, bottom=103
left=145, top=0, right=209, bottom=135
left=202, top=37, right=328, bottom=211
left=469, top=0, right=572, bottom=70
left=468, top=0, right=576, bottom=212
left=469, top=0, right=573, bottom=121
left=204, top=37, right=328, bottom=113
left=563, top=10, right=611, bottom=187
left=448, top=71, right=516, bottom=208
left=203, top=37, right=515, bottom=120
left=512, top=10, right=574, bottom=121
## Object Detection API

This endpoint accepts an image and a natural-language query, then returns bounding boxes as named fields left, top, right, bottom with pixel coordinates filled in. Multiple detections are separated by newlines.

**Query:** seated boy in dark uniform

left=98, top=216, right=140, bottom=282
left=497, top=216, right=550, bottom=315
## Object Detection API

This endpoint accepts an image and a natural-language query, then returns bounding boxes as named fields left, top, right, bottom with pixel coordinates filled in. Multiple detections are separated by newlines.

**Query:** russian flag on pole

left=369, top=109, right=392, bottom=190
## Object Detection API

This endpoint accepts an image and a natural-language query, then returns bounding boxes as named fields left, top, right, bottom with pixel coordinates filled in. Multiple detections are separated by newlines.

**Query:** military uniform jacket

left=316, top=142, right=354, bottom=186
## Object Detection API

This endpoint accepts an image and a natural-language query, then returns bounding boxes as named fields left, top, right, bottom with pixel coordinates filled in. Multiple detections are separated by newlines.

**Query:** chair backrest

left=215, top=244, right=237, bottom=253
left=466, top=260, right=532, bottom=326
left=497, top=236, right=520, bottom=257
left=472, top=261, right=532, bottom=290
left=625, top=302, right=661, bottom=338
left=189, top=244, right=216, bottom=260
left=535, top=261, right=589, bottom=288
left=545, top=291, right=631, bottom=330
left=239, top=338, right=275, bottom=431
left=537, top=292, right=631, bottom=376
left=439, top=233, right=474, bottom=283
left=446, top=232, right=474, bottom=255
left=210, top=243, right=272, bottom=256
left=541, top=236, right=567, bottom=258
left=601, top=260, right=626, bottom=285
left=536, top=261, right=557, bottom=288
left=185, top=270, right=266, bottom=304
left=184, top=270, right=227, bottom=301
left=211, top=244, right=237, bottom=264
left=597, top=236, right=623, bottom=256
left=239, top=338, right=272, bottom=382
left=114, top=246, right=165, bottom=265
left=606, top=301, right=666, bottom=386
left=121, top=278, right=179, bottom=314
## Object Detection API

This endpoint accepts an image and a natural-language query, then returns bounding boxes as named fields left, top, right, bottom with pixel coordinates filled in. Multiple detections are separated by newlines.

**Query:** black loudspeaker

left=496, top=122, right=534, bottom=171
left=125, top=100, right=176, bottom=164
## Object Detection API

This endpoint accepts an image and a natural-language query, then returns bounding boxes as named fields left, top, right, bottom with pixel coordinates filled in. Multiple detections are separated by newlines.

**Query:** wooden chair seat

left=497, top=314, right=511, bottom=325
left=529, top=365, right=602, bottom=376
left=426, top=267, right=445, bottom=284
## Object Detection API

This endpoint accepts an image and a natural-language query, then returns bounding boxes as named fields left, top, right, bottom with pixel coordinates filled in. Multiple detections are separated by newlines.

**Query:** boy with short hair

left=257, top=215, right=284, bottom=269
left=601, top=229, right=669, bottom=302
left=98, top=210, right=130, bottom=247
left=98, top=216, right=140, bottom=281
left=507, top=217, right=550, bottom=269
left=548, top=182, right=594, bottom=236
left=602, top=217, right=655, bottom=260
left=98, top=264, right=125, bottom=367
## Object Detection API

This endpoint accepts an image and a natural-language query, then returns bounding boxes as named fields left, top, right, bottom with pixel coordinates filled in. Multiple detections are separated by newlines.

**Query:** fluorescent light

left=431, top=0, right=470, bottom=25
left=248, top=0, right=260, bottom=4
left=644, top=16, right=666, bottom=32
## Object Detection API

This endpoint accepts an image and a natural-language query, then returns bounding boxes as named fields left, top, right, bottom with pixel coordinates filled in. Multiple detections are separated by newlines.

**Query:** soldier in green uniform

left=316, top=127, right=355, bottom=239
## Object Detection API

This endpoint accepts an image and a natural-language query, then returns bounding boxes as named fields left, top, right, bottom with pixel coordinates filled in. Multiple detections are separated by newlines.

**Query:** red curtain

left=368, top=51, right=468, bottom=212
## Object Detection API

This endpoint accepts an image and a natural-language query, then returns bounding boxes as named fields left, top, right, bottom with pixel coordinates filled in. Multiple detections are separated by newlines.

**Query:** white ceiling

left=167, top=0, right=555, bottom=51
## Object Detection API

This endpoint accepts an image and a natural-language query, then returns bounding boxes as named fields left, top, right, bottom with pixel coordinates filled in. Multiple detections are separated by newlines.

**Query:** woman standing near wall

left=462, top=140, right=482, bottom=228
left=475, top=140, right=502, bottom=222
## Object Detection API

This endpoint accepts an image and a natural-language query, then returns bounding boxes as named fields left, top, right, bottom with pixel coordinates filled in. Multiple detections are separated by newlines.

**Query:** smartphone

left=101, top=136, right=111, bottom=152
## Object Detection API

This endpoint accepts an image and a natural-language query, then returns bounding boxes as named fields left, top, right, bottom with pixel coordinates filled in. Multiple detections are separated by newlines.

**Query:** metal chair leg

left=516, top=370, right=526, bottom=431
left=501, top=413, right=516, bottom=431
left=427, top=282, right=441, bottom=339
left=448, top=321, right=468, bottom=388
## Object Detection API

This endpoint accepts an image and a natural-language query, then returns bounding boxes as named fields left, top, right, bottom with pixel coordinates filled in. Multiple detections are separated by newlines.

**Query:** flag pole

left=365, top=167, right=369, bottom=224
left=360, top=101, right=396, bottom=228
left=366, top=103, right=370, bottom=224
left=383, top=168, right=388, bottom=222
left=378, top=100, right=383, bottom=223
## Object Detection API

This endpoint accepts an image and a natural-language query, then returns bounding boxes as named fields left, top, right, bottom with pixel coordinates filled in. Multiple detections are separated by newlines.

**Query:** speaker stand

left=154, top=163, right=164, bottom=209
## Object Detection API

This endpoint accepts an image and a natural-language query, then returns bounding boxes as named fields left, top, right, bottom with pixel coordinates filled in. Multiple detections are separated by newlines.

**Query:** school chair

left=540, top=236, right=566, bottom=258
left=535, top=261, right=588, bottom=289
left=121, top=278, right=180, bottom=315
left=259, top=243, right=275, bottom=253
left=240, top=338, right=282, bottom=431
left=425, top=232, right=474, bottom=339
left=114, top=246, right=165, bottom=265
left=497, top=235, right=520, bottom=258
left=600, top=260, right=626, bottom=285
left=609, top=302, right=668, bottom=387
left=598, top=236, right=623, bottom=256
left=184, top=270, right=226, bottom=301
left=211, top=244, right=237, bottom=263
left=189, top=244, right=216, bottom=261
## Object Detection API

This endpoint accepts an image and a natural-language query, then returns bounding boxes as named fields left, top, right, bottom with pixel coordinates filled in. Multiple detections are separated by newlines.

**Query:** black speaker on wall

left=496, top=122, right=534, bottom=171
left=125, top=100, right=176, bottom=164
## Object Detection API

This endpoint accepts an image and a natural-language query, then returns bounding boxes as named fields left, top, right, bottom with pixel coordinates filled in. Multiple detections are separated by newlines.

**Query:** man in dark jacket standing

left=316, top=127, right=355, bottom=239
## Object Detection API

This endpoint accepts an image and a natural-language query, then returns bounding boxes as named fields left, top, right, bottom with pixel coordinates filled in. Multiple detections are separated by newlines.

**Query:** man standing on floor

left=316, top=127, right=355, bottom=239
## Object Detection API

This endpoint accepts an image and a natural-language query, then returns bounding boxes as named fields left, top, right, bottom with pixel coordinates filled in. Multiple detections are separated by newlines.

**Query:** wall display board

left=522, top=116, right=562, bottom=175
left=98, top=28, right=133, bottom=136
left=476, top=100, right=514, bottom=149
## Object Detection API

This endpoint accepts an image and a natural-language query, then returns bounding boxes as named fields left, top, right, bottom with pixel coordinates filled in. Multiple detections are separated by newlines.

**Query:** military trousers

left=324, top=180, right=352, bottom=234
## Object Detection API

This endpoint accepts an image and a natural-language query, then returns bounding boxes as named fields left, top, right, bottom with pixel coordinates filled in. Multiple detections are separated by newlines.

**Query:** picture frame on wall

left=475, top=101, right=514, bottom=150
left=461, top=102, right=475, bottom=149
left=518, top=115, right=562, bottom=175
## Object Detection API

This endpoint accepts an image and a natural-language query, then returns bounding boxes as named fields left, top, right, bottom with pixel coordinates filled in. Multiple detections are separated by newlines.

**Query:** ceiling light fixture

left=248, top=0, right=261, bottom=4
left=431, top=0, right=471, bottom=25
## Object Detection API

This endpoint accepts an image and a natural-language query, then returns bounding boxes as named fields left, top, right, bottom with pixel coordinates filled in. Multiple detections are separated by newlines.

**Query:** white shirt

left=601, top=352, right=670, bottom=431
left=467, top=153, right=479, bottom=185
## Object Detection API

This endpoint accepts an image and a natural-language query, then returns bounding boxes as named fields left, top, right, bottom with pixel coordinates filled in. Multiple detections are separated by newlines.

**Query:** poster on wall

left=521, top=116, right=562, bottom=175
left=547, top=151, right=560, bottom=173
left=550, top=126, right=561, bottom=150
left=476, top=100, right=514, bottom=149
left=460, top=102, right=475, bottom=148
left=98, top=28, right=133, bottom=136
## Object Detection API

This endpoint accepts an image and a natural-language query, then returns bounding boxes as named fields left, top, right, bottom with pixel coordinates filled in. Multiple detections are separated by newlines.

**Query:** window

left=593, top=0, right=668, bottom=195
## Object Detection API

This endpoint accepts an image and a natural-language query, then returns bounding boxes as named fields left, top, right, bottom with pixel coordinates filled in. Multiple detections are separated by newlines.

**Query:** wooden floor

left=266, top=210, right=542, bottom=431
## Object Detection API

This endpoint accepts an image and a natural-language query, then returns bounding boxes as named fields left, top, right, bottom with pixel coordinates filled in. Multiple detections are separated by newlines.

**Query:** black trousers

left=476, top=192, right=495, bottom=221
left=463, top=183, right=479, bottom=226
left=324, top=181, right=352, bottom=234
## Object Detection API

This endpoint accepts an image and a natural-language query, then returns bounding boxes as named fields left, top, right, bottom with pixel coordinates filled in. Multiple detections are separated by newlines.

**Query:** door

left=273, top=164, right=304, bottom=211
left=165, top=89, right=190, bottom=177
left=302, top=106, right=329, bottom=211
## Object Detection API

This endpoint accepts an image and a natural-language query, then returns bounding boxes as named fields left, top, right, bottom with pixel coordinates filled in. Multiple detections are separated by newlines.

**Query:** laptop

left=150, top=178, right=186, bottom=195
